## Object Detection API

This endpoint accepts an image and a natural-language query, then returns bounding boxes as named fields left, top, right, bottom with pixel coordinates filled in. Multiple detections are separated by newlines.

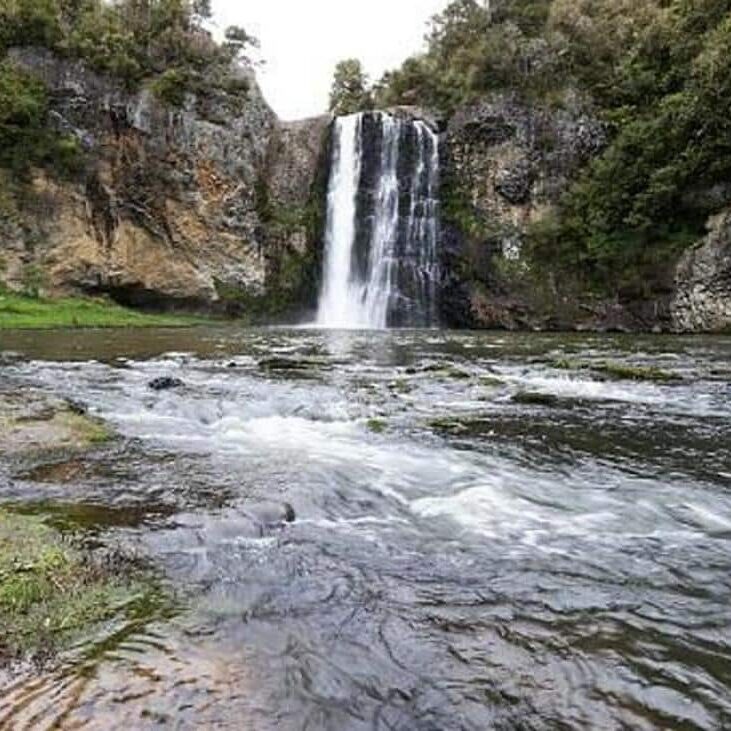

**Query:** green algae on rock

left=0, top=509, right=163, bottom=666
left=0, top=390, right=113, bottom=456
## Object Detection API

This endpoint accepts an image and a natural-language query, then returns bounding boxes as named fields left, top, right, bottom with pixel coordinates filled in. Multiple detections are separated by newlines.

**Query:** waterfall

left=316, top=111, right=440, bottom=329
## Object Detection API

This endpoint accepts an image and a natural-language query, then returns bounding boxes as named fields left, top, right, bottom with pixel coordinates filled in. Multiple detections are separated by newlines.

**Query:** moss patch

left=552, top=358, right=681, bottom=383
left=366, top=418, right=387, bottom=434
left=479, top=375, right=505, bottom=387
left=0, top=509, right=159, bottom=664
left=0, top=292, right=205, bottom=330
left=593, top=361, right=682, bottom=383
left=0, top=391, right=113, bottom=456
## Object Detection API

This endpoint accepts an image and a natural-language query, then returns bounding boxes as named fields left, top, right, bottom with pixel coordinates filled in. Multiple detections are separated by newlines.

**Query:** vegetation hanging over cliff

left=346, top=0, right=731, bottom=295
left=0, top=0, right=257, bottom=87
left=0, top=0, right=257, bottom=180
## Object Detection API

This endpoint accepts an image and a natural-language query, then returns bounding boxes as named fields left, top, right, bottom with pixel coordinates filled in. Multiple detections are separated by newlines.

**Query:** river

left=1, top=327, right=730, bottom=730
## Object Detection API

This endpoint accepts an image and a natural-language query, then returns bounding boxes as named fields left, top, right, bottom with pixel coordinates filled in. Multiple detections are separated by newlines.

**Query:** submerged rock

left=243, top=502, right=296, bottom=536
left=0, top=352, right=23, bottom=367
left=65, top=398, right=88, bottom=416
left=282, top=502, right=296, bottom=523
left=148, top=376, right=184, bottom=391
left=512, top=392, right=563, bottom=408
left=0, top=389, right=112, bottom=456
left=258, top=357, right=312, bottom=372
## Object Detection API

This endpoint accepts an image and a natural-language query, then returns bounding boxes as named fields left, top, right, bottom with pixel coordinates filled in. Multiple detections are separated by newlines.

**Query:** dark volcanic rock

left=148, top=376, right=184, bottom=391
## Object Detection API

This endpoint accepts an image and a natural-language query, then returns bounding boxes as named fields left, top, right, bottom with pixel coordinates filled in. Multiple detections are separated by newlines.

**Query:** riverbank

left=0, top=292, right=207, bottom=330
left=0, top=389, right=168, bottom=668
left=0, top=509, right=155, bottom=666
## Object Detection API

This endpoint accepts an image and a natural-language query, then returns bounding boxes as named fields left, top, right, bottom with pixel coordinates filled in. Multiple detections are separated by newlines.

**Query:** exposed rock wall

left=2, top=48, right=729, bottom=333
left=439, top=93, right=610, bottom=329
left=439, top=93, right=731, bottom=333
left=671, top=211, right=731, bottom=333
left=254, top=115, right=331, bottom=320
left=0, top=48, right=330, bottom=317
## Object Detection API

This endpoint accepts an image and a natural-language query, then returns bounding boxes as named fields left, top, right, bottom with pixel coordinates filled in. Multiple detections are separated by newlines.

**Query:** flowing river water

left=1, top=327, right=730, bottom=730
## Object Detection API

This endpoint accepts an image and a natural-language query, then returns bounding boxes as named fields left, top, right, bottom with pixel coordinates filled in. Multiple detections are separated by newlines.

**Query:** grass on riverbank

left=0, top=509, right=160, bottom=664
left=0, top=292, right=206, bottom=330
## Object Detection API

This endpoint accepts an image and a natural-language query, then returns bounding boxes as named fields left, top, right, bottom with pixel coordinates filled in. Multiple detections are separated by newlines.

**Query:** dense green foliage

left=0, top=59, right=81, bottom=174
left=368, top=0, right=731, bottom=293
left=0, top=0, right=257, bottom=88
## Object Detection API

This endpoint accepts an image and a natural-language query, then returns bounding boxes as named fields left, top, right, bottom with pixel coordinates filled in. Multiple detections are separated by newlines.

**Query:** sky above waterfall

left=212, top=0, right=450, bottom=120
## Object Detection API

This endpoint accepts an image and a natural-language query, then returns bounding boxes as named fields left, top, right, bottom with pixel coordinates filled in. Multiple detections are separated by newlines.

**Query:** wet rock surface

left=672, top=209, right=731, bottom=332
left=148, top=376, right=185, bottom=391
left=0, top=388, right=111, bottom=456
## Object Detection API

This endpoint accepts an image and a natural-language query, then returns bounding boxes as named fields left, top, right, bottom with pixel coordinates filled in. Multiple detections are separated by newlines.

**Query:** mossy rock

left=366, top=418, right=387, bottom=434
left=388, top=380, right=413, bottom=394
left=0, top=509, right=166, bottom=665
left=551, top=358, right=681, bottom=383
left=551, top=358, right=590, bottom=372
left=592, top=361, right=682, bottom=383
left=441, top=368, right=472, bottom=380
left=0, top=391, right=113, bottom=456
left=429, top=416, right=494, bottom=436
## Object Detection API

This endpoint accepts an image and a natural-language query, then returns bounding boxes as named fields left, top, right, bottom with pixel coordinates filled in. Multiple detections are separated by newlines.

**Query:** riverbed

left=1, top=327, right=730, bottom=730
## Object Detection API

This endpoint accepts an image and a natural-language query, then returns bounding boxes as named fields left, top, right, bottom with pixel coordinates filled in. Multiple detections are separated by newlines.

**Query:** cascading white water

left=317, top=114, right=364, bottom=328
left=316, top=111, right=440, bottom=329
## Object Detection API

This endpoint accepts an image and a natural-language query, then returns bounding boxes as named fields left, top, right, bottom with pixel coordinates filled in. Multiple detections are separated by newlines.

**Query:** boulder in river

left=148, top=376, right=184, bottom=391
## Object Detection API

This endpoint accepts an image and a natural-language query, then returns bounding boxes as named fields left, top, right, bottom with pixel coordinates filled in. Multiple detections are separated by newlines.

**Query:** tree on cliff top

left=0, top=0, right=258, bottom=187
left=0, top=0, right=259, bottom=87
left=329, top=59, right=373, bottom=116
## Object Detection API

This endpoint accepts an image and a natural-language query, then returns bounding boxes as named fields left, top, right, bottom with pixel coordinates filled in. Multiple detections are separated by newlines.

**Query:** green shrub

left=0, top=0, right=62, bottom=52
left=149, top=68, right=190, bottom=107
left=21, top=264, right=47, bottom=298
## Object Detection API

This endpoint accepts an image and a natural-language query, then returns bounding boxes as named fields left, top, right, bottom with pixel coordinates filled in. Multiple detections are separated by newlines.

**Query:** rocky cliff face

left=439, top=93, right=611, bottom=329
left=439, top=94, right=731, bottom=333
left=0, top=48, right=330, bottom=318
left=671, top=210, right=731, bottom=333
left=2, top=50, right=729, bottom=333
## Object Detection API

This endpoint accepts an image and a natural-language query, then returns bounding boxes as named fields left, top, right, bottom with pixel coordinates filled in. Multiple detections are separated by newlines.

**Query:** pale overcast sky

left=211, top=0, right=450, bottom=120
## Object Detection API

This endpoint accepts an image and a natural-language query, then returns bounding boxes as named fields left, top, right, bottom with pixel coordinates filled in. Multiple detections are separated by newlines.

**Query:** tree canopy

left=0, top=0, right=259, bottom=183
left=0, top=0, right=259, bottom=87
left=329, top=59, right=372, bottom=116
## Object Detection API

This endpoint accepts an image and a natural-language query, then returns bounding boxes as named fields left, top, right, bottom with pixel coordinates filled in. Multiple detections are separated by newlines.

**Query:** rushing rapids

left=1, top=328, right=731, bottom=729
left=317, top=112, right=441, bottom=329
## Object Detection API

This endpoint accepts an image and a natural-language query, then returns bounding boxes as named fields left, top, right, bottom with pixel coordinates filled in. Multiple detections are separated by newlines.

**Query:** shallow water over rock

left=1, top=327, right=730, bottom=729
